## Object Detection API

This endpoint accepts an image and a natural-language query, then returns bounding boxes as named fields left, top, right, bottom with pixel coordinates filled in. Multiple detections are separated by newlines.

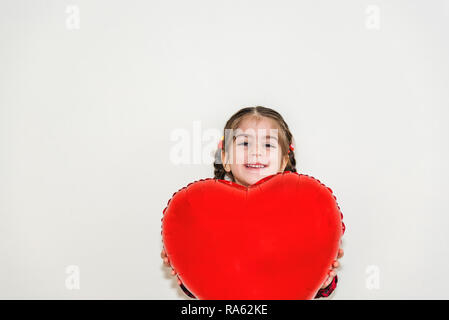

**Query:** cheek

left=270, top=151, right=281, bottom=164
left=269, top=151, right=284, bottom=170
left=234, top=147, right=247, bottom=164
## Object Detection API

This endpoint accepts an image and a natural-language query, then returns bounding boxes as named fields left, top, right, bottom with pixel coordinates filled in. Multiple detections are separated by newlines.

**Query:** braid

left=213, top=149, right=226, bottom=179
left=279, top=116, right=297, bottom=173
left=213, top=148, right=235, bottom=181
left=285, top=148, right=297, bottom=173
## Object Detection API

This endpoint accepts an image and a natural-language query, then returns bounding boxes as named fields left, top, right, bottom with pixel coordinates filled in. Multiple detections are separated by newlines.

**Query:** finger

left=321, top=276, right=332, bottom=289
left=337, top=248, right=344, bottom=259
left=171, top=269, right=176, bottom=276
left=333, top=260, right=340, bottom=268
left=161, top=249, right=165, bottom=259
left=177, top=278, right=182, bottom=285
left=164, top=257, right=170, bottom=266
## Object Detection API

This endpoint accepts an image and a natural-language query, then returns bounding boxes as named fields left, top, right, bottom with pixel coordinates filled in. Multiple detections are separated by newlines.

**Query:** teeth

left=246, top=164, right=265, bottom=168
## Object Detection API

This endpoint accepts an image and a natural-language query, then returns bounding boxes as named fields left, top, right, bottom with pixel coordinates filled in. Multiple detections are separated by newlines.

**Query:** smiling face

left=221, top=116, right=289, bottom=187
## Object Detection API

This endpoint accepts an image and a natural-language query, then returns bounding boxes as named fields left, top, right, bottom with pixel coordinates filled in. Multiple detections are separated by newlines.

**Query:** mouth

left=245, top=163, right=267, bottom=169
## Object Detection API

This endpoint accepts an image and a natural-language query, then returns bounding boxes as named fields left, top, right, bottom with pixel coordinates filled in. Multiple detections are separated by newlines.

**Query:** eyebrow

left=234, top=133, right=278, bottom=141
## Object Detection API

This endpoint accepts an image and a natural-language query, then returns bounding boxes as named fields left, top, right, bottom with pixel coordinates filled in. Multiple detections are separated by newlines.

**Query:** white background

left=1, top=0, right=448, bottom=299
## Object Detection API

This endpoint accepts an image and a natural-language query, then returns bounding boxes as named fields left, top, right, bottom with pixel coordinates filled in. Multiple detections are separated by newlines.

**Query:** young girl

left=162, top=106, right=345, bottom=299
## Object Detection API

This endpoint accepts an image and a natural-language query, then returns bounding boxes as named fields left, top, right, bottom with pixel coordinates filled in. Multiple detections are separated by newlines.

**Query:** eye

left=266, top=144, right=275, bottom=148
left=238, top=142, right=249, bottom=146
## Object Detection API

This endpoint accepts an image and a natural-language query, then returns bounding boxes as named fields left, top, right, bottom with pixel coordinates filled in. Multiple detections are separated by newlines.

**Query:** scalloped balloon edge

left=161, top=170, right=346, bottom=237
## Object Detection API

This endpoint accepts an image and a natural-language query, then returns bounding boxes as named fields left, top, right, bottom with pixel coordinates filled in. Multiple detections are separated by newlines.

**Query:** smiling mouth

left=245, top=163, right=267, bottom=169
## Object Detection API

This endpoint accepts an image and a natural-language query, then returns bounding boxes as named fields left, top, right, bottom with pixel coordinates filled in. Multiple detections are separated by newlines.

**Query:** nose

left=249, top=142, right=263, bottom=157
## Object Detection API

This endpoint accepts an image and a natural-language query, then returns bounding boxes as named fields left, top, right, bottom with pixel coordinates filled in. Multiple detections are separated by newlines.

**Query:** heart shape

left=161, top=171, right=344, bottom=300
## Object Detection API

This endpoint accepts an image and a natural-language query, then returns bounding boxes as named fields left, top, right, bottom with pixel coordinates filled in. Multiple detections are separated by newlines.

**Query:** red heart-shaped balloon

left=161, top=171, right=344, bottom=300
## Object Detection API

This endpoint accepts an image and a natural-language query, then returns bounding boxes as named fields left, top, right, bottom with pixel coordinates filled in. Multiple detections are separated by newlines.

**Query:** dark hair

left=213, top=106, right=297, bottom=181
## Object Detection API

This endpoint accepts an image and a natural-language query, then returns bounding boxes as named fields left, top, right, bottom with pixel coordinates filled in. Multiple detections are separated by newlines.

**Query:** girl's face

left=221, top=117, right=289, bottom=187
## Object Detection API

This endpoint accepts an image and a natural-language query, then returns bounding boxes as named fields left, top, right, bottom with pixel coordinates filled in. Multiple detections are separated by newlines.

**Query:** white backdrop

left=1, top=0, right=449, bottom=299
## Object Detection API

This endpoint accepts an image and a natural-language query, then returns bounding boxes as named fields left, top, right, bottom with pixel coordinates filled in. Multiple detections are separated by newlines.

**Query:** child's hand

left=320, top=248, right=344, bottom=289
left=161, top=248, right=182, bottom=285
